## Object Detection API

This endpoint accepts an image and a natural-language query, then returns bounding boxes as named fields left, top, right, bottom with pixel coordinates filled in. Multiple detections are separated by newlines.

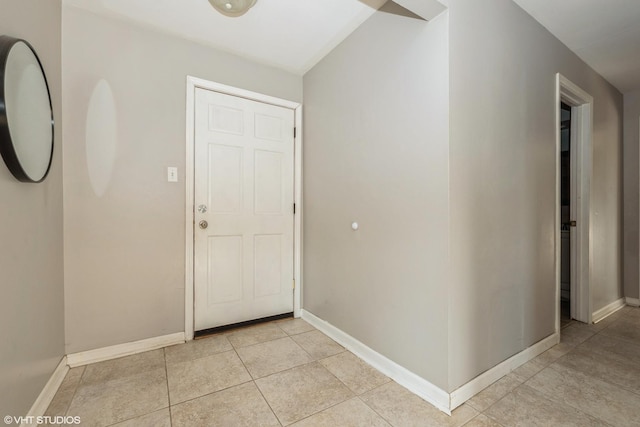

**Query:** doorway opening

left=560, top=101, right=572, bottom=328
left=555, top=74, right=593, bottom=332
left=184, top=76, right=303, bottom=341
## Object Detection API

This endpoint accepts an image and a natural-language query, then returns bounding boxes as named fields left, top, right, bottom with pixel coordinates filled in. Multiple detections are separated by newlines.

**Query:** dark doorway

left=560, top=102, right=572, bottom=328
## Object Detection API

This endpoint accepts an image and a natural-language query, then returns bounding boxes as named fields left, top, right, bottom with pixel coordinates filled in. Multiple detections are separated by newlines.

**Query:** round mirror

left=0, top=35, right=54, bottom=183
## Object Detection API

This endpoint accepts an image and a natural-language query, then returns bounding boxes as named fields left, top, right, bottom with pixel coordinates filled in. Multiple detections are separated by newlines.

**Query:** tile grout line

left=478, top=376, right=529, bottom=419
left=234, top=320, right=377, bottom=425
left=228, top=328, right=291, bottom=351
left=252, top=382, right=284, bottom=427
left=284, top=328, right=320, bottom=361
left=598, top=330, right=640, bottom=347
left=528, top=362, right=636, bottom=427
left=357, top=395, right=397, bottom=427
left=561, top=318, right=640, bottom=404
left=287, top=328, right=349, bottom=365
left=480, top=336, right=622, bottom=427
left=484, top=382, right=596, bottom=423
left=59, top=365, right=87, bottom=419
left=285, top=357, right=359, bottom=422
left=557, top=346, right=640, bottom=399
left=99, top=356, right=171, bottom=427
left=273, top=317, right=318, bottom=337
left=476, top=337, right=584, bottom=420
left=355, top=382, right=401, bottom=427
left=163, top=348, right=174, bottom=427
left=474, top=411, right=507, bottom=427
left=168, top=379, right=256, bottom=409
left=165, top=333, right=235, bottom=365
left=233, top=345, right=283, bottom=426
left=53, top=312, right=640, bottom=426
left=159, top=329, right=257, bottom=411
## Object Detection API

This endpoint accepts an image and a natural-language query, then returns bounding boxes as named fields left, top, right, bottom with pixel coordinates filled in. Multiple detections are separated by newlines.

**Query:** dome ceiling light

left=208, top=0, right=257, bottom=17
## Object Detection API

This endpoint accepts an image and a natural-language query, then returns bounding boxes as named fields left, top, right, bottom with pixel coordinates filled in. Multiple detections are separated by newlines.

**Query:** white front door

left=194, top=88, right=295, bottom=330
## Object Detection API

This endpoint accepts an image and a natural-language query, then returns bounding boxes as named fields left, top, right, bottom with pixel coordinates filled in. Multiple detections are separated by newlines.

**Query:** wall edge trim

left=301, top=309, right=451, bottom=414
left=626, top=297, right=640, bottom=307
left=22, top=356, right=69, bottom=426
left=593, top=297, right=626, bottom=323
left=449, top=332, right=559, bottom=410
left=66, top=332, right=185, bottom=368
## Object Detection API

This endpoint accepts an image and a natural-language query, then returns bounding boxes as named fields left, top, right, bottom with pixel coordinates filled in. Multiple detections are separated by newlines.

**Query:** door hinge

left=293, top=203, right=296, bottom=214
left=293, top=127, right=297, bottom=138
left=293, top=279, right=296, bottom=290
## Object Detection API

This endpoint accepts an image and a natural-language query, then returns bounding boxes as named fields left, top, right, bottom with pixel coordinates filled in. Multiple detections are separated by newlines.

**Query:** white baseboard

left=301, top=310, right=451, bottom=414
left=301, top=310, right=564, bottom=414
left=449, top=332, right=559, bottom=410
left=593, top=298, right=626, bottom=323
left=66, top=332, right=185, bottom=368
left=23, top=357, right=69, bottom=426
left=626, top=297, right=640, bottom=307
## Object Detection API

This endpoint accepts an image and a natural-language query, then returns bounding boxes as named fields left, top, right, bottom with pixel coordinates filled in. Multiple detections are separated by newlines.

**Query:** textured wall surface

left=303, top=7, right=450, bottom=389
left=448, top=0, right=623, bottom=390
left=62, top=6, right=302, bottom=353
left=0, top=0, right=65, bottom=417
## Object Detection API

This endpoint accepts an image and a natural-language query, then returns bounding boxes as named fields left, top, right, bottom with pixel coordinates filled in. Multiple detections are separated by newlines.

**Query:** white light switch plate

left=167, top=167, right=178, bottom=182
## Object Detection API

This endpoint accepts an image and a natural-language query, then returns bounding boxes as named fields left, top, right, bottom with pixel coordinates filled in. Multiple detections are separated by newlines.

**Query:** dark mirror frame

left=0, top=35, right=54, bottom=183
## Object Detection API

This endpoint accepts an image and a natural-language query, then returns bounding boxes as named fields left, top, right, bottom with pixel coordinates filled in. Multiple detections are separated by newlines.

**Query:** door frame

left=184, top=76, right=303, bottom=341
left=555, top=73, right=593, bottom=330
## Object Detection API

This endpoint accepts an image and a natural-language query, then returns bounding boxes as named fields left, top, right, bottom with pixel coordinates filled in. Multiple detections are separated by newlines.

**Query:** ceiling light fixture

left=208, top=0, right=257, bottom=17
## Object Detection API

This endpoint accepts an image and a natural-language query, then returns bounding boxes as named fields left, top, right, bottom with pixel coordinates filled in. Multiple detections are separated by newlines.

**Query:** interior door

left=194, top=88, right=295, bottom=331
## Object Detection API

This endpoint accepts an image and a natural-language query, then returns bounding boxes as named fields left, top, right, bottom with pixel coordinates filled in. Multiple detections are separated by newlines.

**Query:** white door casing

left=555, top=73, right=593, bottom=329
left=193, top=87, right=295, bottom=331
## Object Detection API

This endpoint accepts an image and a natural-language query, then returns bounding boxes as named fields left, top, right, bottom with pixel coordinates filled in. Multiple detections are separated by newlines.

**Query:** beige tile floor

left=43, top=306, right=640, bottom=426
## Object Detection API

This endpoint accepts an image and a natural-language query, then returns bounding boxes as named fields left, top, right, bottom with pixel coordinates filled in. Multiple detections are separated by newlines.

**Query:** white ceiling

left=63, top=0, right=387, bottom=75
left=65, top=0, right=640, bottom=91
left=513, top=0, right=640, bottom=93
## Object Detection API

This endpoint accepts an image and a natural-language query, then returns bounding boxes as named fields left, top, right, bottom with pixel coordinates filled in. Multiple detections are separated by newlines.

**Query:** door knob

left=199, top=220, right=208, bottom=229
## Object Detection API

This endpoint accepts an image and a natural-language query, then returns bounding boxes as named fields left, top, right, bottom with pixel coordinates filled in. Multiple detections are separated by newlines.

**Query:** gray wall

left=303, top=7, right=450, bottom=389
left=0, top=0, right=65, bottom=418
left=62, top=6, right=302, bottom=353
left=448, top=0, right=623, bottom=390
left=623, top=90, right=640, bottom=300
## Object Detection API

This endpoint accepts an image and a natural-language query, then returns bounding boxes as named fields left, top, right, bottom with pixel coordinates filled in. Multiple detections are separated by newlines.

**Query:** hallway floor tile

left=44, top=306, right=640, bottom=426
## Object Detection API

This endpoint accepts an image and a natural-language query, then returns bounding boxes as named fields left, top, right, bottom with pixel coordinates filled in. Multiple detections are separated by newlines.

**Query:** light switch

left=167, top=167, right=178, bottom=182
